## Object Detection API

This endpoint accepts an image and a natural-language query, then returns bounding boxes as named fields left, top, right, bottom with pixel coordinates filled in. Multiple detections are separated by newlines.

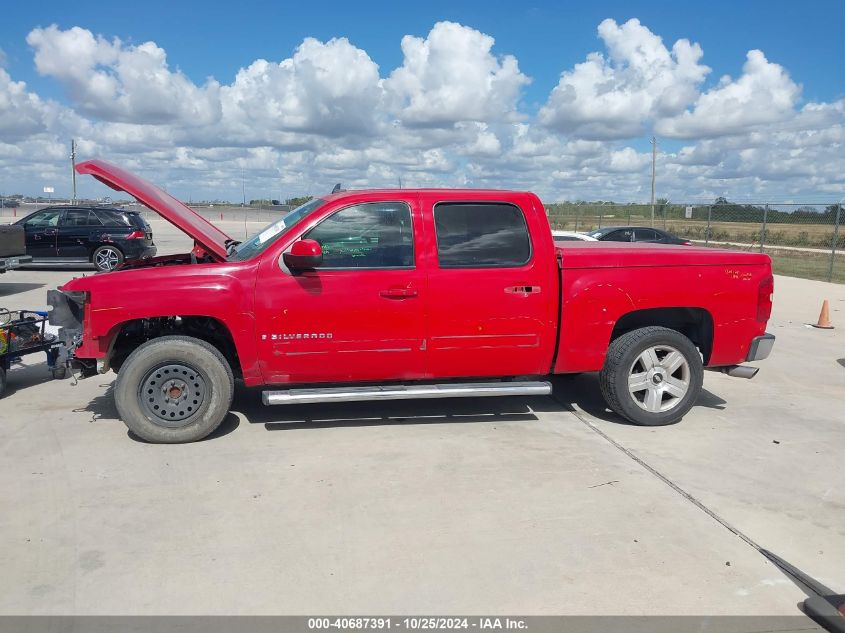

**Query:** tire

left=114, top=335, right=234, bottom=443
left=92, top=245, right=124, bottom=272
left=0, top=366, right=6, bottom=399
left=599, top=326, right=703, bottom=426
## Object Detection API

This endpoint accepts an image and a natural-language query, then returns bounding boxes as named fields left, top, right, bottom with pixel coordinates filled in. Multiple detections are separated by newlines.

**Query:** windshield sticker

left=257, top=221, right=285, bottom=244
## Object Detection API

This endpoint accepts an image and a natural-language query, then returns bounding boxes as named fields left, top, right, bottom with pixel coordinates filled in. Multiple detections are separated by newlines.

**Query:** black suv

left=14, top=206, right=156, bottom=271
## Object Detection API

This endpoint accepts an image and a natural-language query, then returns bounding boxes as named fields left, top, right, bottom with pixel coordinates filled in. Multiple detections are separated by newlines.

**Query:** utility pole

left=650, top=136, right=656, bottom=227
left=241, top=168, right=245, bottom=207
left=70, top=139, right=77, bottom=205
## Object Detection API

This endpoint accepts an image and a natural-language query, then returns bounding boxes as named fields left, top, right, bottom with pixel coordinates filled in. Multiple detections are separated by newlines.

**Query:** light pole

left=650, top=136, right=657, bottom=227
left=70, top=139, right=77, bottom=205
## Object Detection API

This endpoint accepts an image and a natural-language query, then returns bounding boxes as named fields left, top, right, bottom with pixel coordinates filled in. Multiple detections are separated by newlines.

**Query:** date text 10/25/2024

left=307, top=618, right=528, bottom=630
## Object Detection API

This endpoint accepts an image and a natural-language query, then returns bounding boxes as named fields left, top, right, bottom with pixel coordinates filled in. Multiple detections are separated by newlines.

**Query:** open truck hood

left=75, top=159, right=231, bottom=261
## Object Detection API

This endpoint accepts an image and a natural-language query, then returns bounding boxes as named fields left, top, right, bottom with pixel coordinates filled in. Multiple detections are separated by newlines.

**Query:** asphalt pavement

left=0, top=216, right=842, bottom=616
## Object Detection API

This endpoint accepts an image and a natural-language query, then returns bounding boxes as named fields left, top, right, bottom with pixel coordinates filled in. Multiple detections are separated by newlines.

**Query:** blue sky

left=1, top=0, right=844, bottom=202
left=5, top=0, right=842, bottom=105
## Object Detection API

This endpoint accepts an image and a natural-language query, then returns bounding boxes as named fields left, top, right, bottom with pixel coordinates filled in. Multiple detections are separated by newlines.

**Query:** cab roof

left=320, top=188, right=533, bottom=204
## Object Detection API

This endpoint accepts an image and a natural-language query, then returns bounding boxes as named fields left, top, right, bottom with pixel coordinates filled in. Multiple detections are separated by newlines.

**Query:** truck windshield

left=227, top=198, right=326, bottom=262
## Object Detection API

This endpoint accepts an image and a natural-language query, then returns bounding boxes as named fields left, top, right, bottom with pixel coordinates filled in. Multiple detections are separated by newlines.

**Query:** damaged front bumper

left=47, top=289, right=98, bottom=377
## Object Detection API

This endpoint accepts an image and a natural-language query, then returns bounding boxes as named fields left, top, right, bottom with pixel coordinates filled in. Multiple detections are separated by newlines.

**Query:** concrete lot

left=0, top=216, right=842, bottom=615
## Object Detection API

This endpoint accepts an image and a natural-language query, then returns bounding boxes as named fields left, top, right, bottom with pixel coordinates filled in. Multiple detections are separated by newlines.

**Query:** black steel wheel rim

left=139, top=363, right=207, bottom=427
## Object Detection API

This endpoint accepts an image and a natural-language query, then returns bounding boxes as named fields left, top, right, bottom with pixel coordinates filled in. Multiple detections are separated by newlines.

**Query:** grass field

left=548, top=209, right=844, bottom=284
left=700, top=242, right=845, bottom=284
left=548, top=213, right=842, bottom=250
left=4, top=203, right=843, bottom=284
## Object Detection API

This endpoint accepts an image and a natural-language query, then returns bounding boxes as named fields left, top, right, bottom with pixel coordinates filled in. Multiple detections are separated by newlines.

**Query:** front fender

left=56, top=261, right=262, bottom=383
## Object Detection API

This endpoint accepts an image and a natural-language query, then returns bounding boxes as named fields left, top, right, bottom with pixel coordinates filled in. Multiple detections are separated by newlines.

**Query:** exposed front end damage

left=47, top=289, right=98, bottom=378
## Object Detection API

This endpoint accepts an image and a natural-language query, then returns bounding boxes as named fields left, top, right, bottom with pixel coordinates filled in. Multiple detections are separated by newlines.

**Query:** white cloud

left=656, top=50, right=801, bottom=138
left=539, top=18, right=709, bottom=139
left=0, top=20, right=842, bottom=204
left=606, top=147, right=651, bottom=172
left=0, top=69, right=52, bottom=141
left=456, top=122, right=502, bottom=156
left=220, top=37, right=382, bottom=138
left=383, top=21, right=529, bottom=127
left=27, top=25, right=221, bottom=125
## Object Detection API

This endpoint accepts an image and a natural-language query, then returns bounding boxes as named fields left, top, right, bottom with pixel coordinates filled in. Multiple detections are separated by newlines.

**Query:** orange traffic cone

left=812, top=299, right=834, bottom=329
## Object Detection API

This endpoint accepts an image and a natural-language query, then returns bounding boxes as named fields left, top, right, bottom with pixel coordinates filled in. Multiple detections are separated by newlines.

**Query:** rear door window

left=433, top=203, right=531, bottom=268
left=605, top=229, right=633, bottom=242
left=62, top=209, right=91, bottom=226
left=634, top=228, right=659, bottom=242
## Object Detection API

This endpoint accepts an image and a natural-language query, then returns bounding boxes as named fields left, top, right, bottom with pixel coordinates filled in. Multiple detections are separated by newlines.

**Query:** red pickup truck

left=48, top=160, right=775, bottom=443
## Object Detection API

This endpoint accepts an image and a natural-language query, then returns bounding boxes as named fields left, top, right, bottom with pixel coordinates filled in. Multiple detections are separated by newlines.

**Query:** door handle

left=380, top=287, right=418, bottom=299
left=505, top=285, right=541, bottom=295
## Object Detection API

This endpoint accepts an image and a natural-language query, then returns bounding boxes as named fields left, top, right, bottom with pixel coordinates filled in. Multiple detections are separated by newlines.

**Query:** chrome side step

left=262, top=381, right=552, bottom=406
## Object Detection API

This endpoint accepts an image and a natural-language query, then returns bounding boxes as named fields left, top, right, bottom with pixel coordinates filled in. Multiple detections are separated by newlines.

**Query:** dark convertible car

left=14, top=206, right=156, bottom=271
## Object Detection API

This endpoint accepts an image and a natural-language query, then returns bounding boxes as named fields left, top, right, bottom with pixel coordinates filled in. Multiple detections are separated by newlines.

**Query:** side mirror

left=283, top=239, right=323, bottom=271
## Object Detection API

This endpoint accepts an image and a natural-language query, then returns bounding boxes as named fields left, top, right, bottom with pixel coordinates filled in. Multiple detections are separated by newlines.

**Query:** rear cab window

left=433, top=202, right=531, bottom=268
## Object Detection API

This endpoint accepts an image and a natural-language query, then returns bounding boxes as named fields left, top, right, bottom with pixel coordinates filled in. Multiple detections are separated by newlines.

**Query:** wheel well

left=610, top=307, right=714, bottom=364
left=90, top=243, right=123, bottom=261
left=108, top=316, right=242, bottom=378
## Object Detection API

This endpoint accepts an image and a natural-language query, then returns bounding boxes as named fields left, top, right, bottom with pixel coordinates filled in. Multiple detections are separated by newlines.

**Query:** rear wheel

left=599, top=326, right=703, bottom=426
left=114, top=336, right=234, bottom=443
left=93, top=245, right=124, bottom=271
left=0, top=366, right=6, bottom=398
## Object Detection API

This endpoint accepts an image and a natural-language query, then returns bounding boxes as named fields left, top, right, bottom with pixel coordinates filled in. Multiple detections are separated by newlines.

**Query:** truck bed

left=554, top=242, right=771, bottom=373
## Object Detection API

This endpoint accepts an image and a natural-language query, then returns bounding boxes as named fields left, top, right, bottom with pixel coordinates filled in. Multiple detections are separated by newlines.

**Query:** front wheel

left=599, top=326, right=703, bottom=426
left=114, top=336, right=234, bottom=443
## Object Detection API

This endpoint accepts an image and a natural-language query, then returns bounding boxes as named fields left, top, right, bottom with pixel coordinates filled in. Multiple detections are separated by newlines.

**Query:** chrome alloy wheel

left=139, top=363, right=206, bottom=427
left=95, top=247, right=121, bottom=271
left=627, top=345, right=691, bottom=413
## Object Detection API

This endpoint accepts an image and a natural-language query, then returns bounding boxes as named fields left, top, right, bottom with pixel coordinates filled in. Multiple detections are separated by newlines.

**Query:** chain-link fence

left=0, top=203, right=292, bottom=225
left=2, top=199, right=843, bottom=284
left=546, top=201, right=845, bottom=284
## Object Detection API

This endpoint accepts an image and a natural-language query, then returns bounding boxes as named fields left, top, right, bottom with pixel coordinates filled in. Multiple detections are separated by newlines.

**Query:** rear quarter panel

left=554, top=258, right=770, bottom=373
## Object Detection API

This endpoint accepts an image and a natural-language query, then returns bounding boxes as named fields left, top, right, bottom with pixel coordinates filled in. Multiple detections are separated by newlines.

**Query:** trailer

left=0, top=309, right=65, bottom=398
left=0, top=225, right=31, bottom=273
left=0, top=254, right=33, bottom=273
